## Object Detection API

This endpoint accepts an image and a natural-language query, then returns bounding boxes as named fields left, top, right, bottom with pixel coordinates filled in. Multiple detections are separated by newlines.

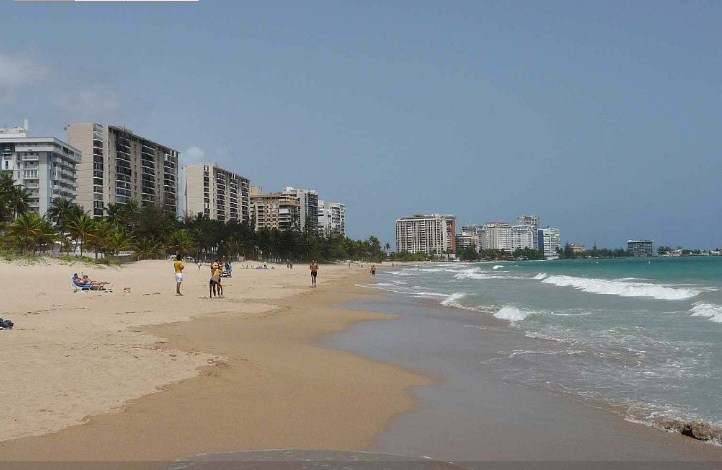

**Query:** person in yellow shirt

left=210, top=259, right=223, bottom=298
left=174, top=254, right=185, bottom=296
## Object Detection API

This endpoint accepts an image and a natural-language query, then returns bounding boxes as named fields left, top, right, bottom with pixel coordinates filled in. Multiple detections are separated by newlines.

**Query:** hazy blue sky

left=1, top=0, right=721, bottom=249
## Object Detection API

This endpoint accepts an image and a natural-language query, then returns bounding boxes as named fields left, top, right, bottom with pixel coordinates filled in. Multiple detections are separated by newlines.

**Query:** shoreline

left=0, top=261, right=432, bottom=464
left=328, top=291, right=722, bottom=461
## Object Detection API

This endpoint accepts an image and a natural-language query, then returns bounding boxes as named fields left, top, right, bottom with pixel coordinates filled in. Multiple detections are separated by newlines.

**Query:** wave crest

left=494, top=306, right=531, bottom=322
left=540, top=275, right=701, bottom=300
left=690, top=303, right=722, bottom=323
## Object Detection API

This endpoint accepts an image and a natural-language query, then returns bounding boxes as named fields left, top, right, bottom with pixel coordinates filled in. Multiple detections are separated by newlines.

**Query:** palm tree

left=105, top=228, right=133, bottom=256
left=47, top=197, right=83, bottom=232
left=7, top=185, right=31, bottom=220
left=67, top=213, right=96, bottom=257
left=133, top=236, right=164, bottom=260
left=90, top=219, right=114, bottom=259
left=104, top=203, right=125, bottom=227
left=7, top=212, right=44, bottom=254
left=167, top=229, right=195, bottom=256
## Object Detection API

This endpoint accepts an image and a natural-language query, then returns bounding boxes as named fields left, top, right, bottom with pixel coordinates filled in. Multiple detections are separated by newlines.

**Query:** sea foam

left=540, top=275, right=701, bottom=300
left=494, top=306, right=531, bottom=322
left=690, top=303, right=722, bottom=323
left=440, top=292, right=468, bottom=308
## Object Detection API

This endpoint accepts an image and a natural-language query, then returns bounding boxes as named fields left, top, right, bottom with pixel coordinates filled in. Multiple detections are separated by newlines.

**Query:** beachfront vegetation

left=0, top=194, right=386, bottom=263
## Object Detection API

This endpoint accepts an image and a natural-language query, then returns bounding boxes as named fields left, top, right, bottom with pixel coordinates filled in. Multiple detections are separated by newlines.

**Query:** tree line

left=0, top=174, right=385, bottom=263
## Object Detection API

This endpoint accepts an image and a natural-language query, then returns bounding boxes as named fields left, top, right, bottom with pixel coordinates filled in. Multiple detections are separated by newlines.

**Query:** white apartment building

left=538, top=227, right=561, bottom=259
left=518, top=214, right=540, bottom=249
left=396, top=213, right=456, bottom=255
left=250, top=187, right=300, bottom=231
left=67, top=123, right=179, bottom=218
left=628, top=240, right=654, bottom=257
left=185, top=163, right=250, bottom=222
left=484, top=222, right=513, bottom=251
left=318, top=200, right=346, bottom=237
left=0, top=126, right=81, bottom=216
left=282, top=186, right=319, bottom=233
left=512, top=224, right=535, bottom=250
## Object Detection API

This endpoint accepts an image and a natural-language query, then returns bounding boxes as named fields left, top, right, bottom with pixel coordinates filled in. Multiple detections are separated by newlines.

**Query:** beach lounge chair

left=71, top=275, right=104, bottom=292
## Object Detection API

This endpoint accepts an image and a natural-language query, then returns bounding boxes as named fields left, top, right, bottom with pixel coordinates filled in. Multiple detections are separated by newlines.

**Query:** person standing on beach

left=310, top=260, right=319, bottom=287
left=174, top=254, right=185, bottom=296
left=370, top=264, right=376, bottom=277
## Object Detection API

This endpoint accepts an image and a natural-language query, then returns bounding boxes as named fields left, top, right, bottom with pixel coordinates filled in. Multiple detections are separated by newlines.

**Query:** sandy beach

left=2, top=258, right=722, bottom=469
left=0, top=259, right=430, bottom=465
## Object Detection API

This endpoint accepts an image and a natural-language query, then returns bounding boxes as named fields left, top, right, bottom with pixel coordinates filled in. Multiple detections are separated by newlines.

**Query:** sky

left=1, top=0, right=721, bottom=249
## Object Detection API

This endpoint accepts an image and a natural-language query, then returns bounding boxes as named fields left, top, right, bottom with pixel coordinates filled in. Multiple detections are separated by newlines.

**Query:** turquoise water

left=374, top=257, right=722, bottom=439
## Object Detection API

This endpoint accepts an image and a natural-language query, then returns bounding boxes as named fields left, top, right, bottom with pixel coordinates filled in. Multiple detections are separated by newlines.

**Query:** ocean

left=368, top=257, right=722, bottom=443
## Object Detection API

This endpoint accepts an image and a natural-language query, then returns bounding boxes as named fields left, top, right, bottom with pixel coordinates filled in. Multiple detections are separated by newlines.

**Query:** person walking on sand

left=174, top=254, right=185, bottom=296
left=310, top=260, right=319, bottom=287
left=370, top=264, right=376, bottom=277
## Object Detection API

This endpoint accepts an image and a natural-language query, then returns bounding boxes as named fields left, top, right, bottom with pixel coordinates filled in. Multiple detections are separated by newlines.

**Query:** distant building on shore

left=483, top=222, right=513, bottom=251
left=396, top=213, right=456, bottom=255
left=318, top=200, right=346, bottom=238
left=538, top=227, right=561, bottom=259
left=457, top=224, right=482, bottom=252
left=569, top=244, right=586, bottom=255
left=0, top=122, right=81, bottom=216
left=512, top=224, right=535, bottom=250
left=628, top=239, right=654, bottom=257
left=517, top=214, right=540, bottom=249
left=250, top=186, right=300, bottom=231
left=185, top=163, right=250, bottom=223
left=282, top=186, right=319, bottom=233
left=67, top=123, right=179, bottom=217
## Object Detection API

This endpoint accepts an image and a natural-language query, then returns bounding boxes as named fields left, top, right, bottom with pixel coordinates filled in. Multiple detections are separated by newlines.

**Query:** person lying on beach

left=81, top=274, right=111, bottom=286
left=73, top=273, right=108, bottom=291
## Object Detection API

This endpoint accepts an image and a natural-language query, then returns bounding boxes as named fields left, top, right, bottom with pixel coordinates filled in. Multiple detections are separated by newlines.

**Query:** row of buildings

left=0, top=122, right=346, bottom=237
left=395, top=213, right=562, bottom=259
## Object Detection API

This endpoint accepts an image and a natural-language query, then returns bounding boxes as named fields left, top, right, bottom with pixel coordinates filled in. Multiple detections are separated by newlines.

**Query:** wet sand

left=0, top=261, right=430, bottom=467
left=327, top=293, right=722, bottom=463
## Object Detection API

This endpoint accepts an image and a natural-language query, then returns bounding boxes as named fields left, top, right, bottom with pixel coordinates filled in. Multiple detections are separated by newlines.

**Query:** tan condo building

left=396, top=213, right=456, bottom=255
left=185, top=163, right=250, bottom=222
left=250, top=187, right=300, bottom=231
left=67, top=123, right=179, bottom=217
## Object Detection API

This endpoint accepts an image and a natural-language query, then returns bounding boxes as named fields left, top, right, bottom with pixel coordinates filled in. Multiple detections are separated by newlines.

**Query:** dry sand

left=0, top=258, right=430, bottom=465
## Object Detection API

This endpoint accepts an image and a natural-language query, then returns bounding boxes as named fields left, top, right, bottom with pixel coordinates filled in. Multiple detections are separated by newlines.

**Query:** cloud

left=0, top=51, right=50, bottom=102
left=52, top=86, right=121, bottom=122
left=182, top=146, right=206, bottom=165
left=0, top=49, right=127, bottom=134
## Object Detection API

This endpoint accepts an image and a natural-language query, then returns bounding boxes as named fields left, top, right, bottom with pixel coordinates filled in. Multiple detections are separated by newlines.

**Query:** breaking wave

left=440, top=292, right=468, bottom=309
left=540, top=275, right=701, bottom=300
left=691, top=303, right=722, bottom=323
left=493, top=306, right=531, bottom=322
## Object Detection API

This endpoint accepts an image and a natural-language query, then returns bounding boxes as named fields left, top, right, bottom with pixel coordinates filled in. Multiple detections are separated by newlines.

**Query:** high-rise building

left=538, top=227, right=561, bottom=259
left=67, top=123, right=179, bottom=217
left=512, top=224, right=535, bottom=250
left=318, top=200, right=346, bottom=237
left=484, top=222, right=513, bottom=251
left=628, top=240, right=654, bottom=257
left=517, top=214, right=540, bottom=249
left=282, top=187, right=319, bottom=233
left=0, top=124, right=81, bottom=216
left=458, top=224, right=482, bottom=252
left=396, top=213, right=456, bottom=255
left=250, top=187, right=300, bottom=231
left=185, top=163, right=250, bottom=222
